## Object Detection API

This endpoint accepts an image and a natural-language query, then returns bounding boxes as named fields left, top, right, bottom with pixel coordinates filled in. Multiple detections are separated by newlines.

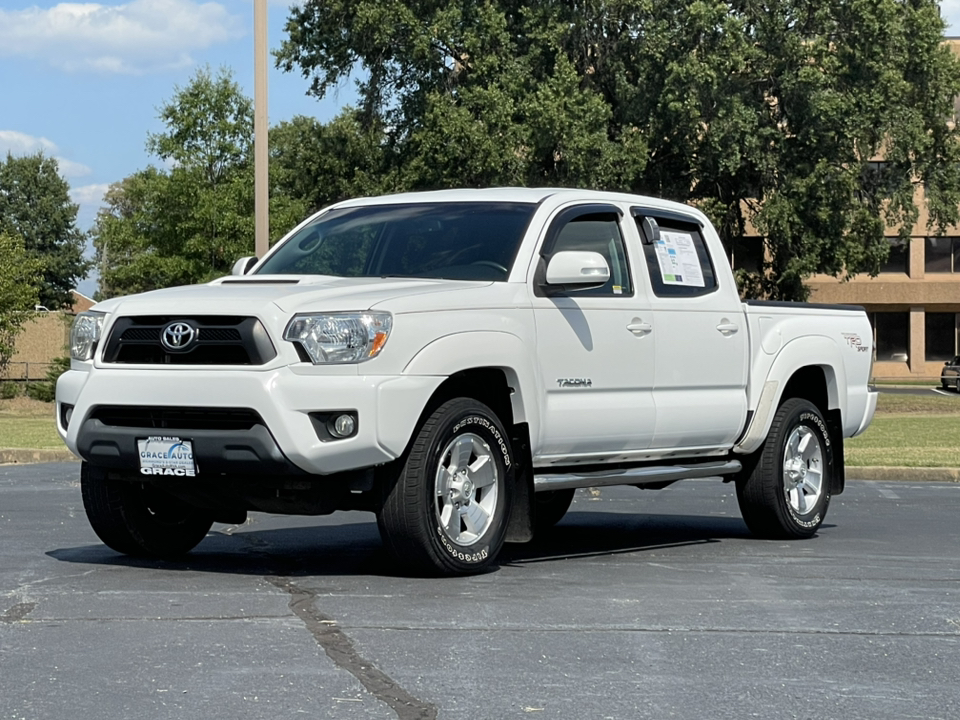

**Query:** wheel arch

left=401, top=332, right=540, bottom=544
left=402, top=331, right=540, bottom=433
left=735, top=337, right=847, bottom=494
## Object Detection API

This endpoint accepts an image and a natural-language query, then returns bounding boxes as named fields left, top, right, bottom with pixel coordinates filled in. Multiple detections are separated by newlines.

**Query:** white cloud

left=56, top=158, right=93, bottom=178
left=0, top=129, right=57, bottom=156
left=0, top=0, right=244, bottom=74
left=70, top=182, right=110, bottom=206
left=0, top=129, right=92, bottom=178
left=70, top=183, right=111, bottom=233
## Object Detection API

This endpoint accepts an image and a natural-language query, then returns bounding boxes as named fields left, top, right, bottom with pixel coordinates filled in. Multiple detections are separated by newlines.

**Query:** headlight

left=70, top=312, right=107, bottom=361
left=284, top=312, right=392, bottom=364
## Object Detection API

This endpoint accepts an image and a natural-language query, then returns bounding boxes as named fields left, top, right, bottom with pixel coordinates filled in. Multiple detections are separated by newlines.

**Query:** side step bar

left=533, top=459, right=742, bottom=492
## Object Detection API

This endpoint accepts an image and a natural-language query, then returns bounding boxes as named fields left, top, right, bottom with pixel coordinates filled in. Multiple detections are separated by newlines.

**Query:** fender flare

left=402, top=330, right=541, bottom=439
left=735, top=335, right=845, bottom=456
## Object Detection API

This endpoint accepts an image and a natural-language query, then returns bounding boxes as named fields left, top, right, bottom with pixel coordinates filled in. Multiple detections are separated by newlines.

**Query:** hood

left=95, top=275, right=491, bottom=317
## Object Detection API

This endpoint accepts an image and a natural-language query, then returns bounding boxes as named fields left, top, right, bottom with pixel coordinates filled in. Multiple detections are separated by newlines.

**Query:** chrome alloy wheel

left=781, top=425, right=824, bottom=515
left=434, top=433, right=499, bottom=546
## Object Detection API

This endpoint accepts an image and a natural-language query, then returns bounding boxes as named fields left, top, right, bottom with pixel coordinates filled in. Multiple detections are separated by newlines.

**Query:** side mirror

left=231, top=256, right=258, bottom=276
left=545, top=251, right=610, bottom=289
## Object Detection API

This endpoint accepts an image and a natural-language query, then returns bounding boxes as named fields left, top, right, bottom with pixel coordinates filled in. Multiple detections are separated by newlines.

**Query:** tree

left=277, top=0, right=960, bottom=300
left=147, top=66, right=254, bottom=186
left=93, top=67, right=308, bottom=298
left=270, top=112, right=394, bottom=214
left=0, top=233, right=43, bottom=377
left=0, top=153, right=89, bottom=309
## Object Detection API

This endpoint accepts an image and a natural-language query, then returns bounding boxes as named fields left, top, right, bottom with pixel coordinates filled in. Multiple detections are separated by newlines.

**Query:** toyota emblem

left=161, top=322, right=198, bottom=351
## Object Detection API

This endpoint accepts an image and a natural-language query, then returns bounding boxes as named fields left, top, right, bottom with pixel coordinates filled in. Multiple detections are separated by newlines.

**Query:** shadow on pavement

left=46, top=511, right=755, bottom=578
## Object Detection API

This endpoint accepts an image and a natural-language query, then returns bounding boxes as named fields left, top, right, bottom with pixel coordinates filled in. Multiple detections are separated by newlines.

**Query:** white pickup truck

left=57, top=188, right=877, bottom=575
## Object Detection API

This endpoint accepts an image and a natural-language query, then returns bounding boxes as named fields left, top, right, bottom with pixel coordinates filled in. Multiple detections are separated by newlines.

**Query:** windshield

left=255, top=202, right=536, bottom=281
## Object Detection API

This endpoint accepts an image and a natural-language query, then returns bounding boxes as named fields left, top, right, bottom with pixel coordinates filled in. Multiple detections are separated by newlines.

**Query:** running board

left=533, top=459, right=742, bottom=492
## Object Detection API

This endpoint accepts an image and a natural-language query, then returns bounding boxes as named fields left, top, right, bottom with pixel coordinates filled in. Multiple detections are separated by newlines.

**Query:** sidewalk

left=2, top=447, right=958, bottom=482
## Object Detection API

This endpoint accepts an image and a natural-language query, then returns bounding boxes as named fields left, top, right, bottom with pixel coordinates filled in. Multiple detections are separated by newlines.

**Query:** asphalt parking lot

left=1, top=463, right=958, bottom=720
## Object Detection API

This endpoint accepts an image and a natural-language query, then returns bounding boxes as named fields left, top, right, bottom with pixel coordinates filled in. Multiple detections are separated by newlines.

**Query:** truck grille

left=101, top=316, right=276, bottom=365
left=90, top=406, right=263, bottom=431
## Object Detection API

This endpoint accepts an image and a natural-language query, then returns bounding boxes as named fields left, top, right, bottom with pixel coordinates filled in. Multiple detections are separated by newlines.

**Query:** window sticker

left=653, top=230, right=706, bottom=287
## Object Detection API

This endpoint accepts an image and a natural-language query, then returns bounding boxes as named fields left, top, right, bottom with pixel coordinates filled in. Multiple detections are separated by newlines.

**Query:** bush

left=0, top=381, right=21, bottom=399
left=24, top=356, right=70, bottom=403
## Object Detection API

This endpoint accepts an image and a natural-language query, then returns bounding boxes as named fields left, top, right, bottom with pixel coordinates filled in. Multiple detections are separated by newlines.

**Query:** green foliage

left=93, top=67, right=309, bottom=298
left=0, top=232, right=43, bottom=376
left=23, top=356, right=70, bottom=403
left=277, top=0, right=960, bottom=300
left=0, top=153, right=89, bottom=309
left=270, top=113, right=394, bottom=213
left=147, top=66, right=254, bottom=186
left=0, top=382, right=21, bottom=400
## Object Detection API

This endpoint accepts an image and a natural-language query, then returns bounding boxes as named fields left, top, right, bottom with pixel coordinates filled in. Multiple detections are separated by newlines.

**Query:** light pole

left=254, top=0, right=269, bottom=258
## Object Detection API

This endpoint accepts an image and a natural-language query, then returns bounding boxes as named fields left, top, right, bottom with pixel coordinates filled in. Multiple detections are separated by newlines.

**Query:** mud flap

left=827, top=409, right=845, bottom=496
left=504, top=424, right=534, bottom=543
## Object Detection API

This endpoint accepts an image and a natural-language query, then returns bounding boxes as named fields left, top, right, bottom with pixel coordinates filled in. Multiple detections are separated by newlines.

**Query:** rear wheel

left=378, top=398, right=512, bottom=576
left=80, top=462, right=214, bottom=557
left=735, top=398, right=832, bottom=539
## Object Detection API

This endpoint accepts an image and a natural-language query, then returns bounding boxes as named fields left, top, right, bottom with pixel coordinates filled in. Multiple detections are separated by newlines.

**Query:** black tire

left=735, top=398, right=832, bottom=539
left=377, top=398, right=512, bottom=576
left=80, top=462, right=214, bottom=558
left=533, top=489, right=575, bottom=534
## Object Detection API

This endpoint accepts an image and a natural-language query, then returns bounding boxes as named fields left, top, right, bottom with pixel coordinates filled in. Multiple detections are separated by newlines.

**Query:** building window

left=724, top=236, right=764, bottom=273
left=880, top=238, right=908, bottom=274
left=925, top=313, right=957, bottom=362
left=871, top=312, right=909, bottom=362
left=924, top=237, right=960, bottom=273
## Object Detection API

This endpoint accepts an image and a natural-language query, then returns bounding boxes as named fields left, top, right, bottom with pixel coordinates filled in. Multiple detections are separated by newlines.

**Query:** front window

left=256, top=202, right=536, bottom=281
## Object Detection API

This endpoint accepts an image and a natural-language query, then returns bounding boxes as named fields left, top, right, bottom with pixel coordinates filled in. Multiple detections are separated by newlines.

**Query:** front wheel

left=377, top=398, right=512, bottom=576
left=735, top=398, right=832, bottom=539
left=80, top=462, right=214, bottom=557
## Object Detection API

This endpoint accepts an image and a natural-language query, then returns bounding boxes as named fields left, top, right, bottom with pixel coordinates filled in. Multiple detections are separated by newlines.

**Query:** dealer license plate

left=137, top=436, right=197, bottom=477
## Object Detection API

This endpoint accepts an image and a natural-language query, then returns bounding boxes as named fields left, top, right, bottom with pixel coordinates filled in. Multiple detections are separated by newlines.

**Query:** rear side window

left=635, top=215, right=718, bottom=297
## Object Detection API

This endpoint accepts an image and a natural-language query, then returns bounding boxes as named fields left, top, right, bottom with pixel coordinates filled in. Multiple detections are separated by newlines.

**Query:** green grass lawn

left=0, top=396, right=61, bottom=449
left=2, top=392, right=959, bottom=466
left=845, top=392, right=960, bottom=467
left=0, top=417, right=62, bottom=449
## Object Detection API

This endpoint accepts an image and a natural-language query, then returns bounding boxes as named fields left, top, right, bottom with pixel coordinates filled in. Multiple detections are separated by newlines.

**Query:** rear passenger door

left=632, top=209, right=748, bottom=451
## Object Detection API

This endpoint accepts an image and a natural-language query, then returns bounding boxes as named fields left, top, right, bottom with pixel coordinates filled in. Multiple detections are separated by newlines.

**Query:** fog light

left=330, top=413, right=356, bottom=438
left=60, top=403, right=74, bottom=430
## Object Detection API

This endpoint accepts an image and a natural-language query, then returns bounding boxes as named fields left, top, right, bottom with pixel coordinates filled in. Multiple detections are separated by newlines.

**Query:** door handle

left=716, top=320, right=739, bottom=335
left=627, top=321, right=652, bottom=335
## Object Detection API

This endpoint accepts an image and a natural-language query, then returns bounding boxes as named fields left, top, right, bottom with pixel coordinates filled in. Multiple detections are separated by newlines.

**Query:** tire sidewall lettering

left=434, top=410, right=510, bottom=565
left=798, top=411, right=830, bottom=448
left=452, top=415, right=511, bottom=468
left=435, top=526, right=490, bottom=564
left=785, top=408, right=830, bottom=526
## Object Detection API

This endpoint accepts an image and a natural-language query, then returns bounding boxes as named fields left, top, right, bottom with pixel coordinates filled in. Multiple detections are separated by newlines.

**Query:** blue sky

left=0, top=0, right=357, bottom=296
left=1, top=1, right=960, bottom=297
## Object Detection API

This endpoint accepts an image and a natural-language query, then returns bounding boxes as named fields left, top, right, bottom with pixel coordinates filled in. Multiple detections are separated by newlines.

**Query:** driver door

left=531, top=204, right=657, bottom=464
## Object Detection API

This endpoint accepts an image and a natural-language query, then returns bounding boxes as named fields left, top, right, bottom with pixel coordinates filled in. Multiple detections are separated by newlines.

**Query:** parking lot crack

left=268, top=577, right=437, bottom=720
left=1, top=602, right=37, bottom=624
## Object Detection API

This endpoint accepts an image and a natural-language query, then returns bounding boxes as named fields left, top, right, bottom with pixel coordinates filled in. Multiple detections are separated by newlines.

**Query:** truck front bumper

left=56, top=366, right=445, bottom=476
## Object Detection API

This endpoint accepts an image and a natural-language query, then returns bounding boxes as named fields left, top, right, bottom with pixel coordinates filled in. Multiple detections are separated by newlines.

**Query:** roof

left=332, top=187, right=702, bottom=218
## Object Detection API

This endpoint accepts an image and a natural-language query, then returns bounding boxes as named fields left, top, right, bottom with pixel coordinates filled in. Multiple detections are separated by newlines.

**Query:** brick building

left=2, top=290, right=94, bottom=381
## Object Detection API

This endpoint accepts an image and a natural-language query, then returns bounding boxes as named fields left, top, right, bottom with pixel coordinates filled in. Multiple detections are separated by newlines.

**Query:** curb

left=0, top=448, right=79, bottom=465
left=1, top=449, right=959, bottom=482
left=847, top=466, right=960, bottom=483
